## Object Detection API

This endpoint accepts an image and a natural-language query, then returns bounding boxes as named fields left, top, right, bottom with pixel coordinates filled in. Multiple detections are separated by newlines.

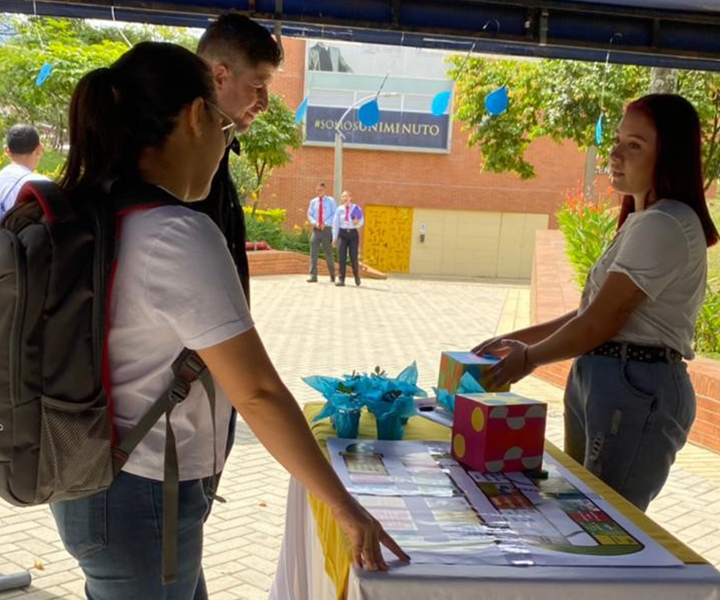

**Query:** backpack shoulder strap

left=16, top=180, right=76, bottom=223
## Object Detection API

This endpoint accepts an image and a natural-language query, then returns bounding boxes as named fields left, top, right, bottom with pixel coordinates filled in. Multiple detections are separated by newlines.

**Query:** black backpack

left=0, top=179, right=219, bottom=584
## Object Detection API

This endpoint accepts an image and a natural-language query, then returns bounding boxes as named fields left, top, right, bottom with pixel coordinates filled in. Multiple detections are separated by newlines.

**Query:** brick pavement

left=1, top=275, right=719, bottom=599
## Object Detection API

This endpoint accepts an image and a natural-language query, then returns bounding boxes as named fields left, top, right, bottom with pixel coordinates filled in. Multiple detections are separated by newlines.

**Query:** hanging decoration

left=484, top=85, right=509, bottom=116
left=431, top=90, right=451, bottom=117
left=430, top=20, right=502, bottom=117
left=358, top=72, right=390, bottom=127
left=295, top=96, right=309, bottom=123
left=358, top=99, right=381, bottom=126
left=31, top=1, right=52, bottom=87
left=35, top=63, right=52, bottom=86
left=595, top=33, right=623, bottom=146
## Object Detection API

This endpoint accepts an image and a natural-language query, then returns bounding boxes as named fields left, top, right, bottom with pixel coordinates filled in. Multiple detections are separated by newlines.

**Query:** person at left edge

left=193, top=14, right=281, bottom=308
left=0, top=125, right=48, bottom=220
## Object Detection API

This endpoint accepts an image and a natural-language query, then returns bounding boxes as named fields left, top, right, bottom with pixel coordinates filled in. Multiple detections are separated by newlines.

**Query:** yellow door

left=363, top=205, right=413, bottom=273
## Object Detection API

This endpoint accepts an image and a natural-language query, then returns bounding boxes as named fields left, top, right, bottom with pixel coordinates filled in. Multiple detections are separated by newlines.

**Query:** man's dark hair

left=318, top=182, right=326, bottom=187
left=6, top=125, right=41, bottom=155
left=197, top=14, right=282, bottom=68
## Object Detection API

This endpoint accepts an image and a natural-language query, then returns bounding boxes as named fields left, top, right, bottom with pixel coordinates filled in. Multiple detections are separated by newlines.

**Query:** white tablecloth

left=269, top=478, right=720, bottom=600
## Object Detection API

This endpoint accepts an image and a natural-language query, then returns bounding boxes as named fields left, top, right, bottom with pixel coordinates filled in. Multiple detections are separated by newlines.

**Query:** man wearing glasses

left=195, top=14, right=282, bottom=307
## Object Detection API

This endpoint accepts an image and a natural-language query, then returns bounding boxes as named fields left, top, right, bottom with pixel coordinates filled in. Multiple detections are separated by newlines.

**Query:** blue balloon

left=595, top=114, right=604, bottom=145
left=358, top=99, right=380, bottom=127
left=295, top=96, right=309, bottom=123
left=484, top=85, right=508, bottom=116
left=431, top=90, right=451, bottom=116
left=36, top=63, right=52, bottom=86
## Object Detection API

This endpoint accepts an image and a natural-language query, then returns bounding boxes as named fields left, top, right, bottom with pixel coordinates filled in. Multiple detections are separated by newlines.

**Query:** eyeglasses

left=206, top=100, right=237, bottom=147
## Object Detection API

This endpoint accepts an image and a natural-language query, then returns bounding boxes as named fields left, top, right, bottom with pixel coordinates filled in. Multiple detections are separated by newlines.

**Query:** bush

left=694, top=282, right=720, bottom=356
left=556, top=188, right=617, bottom=288
left=245, top=210, right=311, bottom=254
left=242, top=206, right=286, bottom=225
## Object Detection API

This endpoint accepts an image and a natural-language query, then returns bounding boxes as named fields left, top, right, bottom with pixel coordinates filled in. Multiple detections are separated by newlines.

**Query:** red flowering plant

left=556, top=186, right=618, bottom=289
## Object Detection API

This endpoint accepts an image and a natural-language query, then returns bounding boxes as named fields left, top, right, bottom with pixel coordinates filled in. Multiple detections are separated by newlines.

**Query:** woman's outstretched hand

left=471, top=335, right=508, bottom=358
left=331, top=496, right=410, bottom=571
left=486, top=339, right=536, bottom=387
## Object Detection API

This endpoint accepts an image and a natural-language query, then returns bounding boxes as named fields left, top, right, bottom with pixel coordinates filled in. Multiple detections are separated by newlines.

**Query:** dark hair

left=59, top=42, right=214, bottom=194
left=197, top=13, right=282, bottom=68
left=616, top=94, right=718, bottom=247
left=6, top=125, right=40, bottom=154
left=318, top=182, right=326, bottom=187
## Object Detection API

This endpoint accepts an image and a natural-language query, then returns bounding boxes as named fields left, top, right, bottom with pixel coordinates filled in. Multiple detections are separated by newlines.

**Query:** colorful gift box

left=451, top=392, right=547, bottom=473
left=438, top=351, right=510, bottom=394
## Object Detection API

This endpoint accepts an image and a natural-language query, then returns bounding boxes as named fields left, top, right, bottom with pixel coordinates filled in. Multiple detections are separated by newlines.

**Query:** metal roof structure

left=1, top=0, right=719, bottom=70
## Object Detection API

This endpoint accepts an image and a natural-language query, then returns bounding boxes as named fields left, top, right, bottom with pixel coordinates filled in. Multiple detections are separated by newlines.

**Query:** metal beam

left=1, top=0, right=719, bottom=71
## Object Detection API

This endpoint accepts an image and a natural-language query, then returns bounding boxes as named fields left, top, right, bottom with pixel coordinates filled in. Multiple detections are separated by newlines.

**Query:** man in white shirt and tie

left=0, top=125, right=48, bottom=220
left=306, top=182, right=337, bottom=283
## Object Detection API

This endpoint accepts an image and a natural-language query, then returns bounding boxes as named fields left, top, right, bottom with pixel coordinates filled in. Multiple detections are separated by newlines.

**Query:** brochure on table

left=327, top=438, right=682, bottom=568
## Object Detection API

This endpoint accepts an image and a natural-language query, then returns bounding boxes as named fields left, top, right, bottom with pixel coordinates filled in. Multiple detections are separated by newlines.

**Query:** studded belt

left=588, top=341, right=683, bottom=363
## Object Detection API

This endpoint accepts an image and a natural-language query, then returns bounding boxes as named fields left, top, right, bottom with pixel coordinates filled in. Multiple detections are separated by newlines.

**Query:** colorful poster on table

left=303, top=40, right=453, bottom=152
left=326, top=438, right=683, bottom=568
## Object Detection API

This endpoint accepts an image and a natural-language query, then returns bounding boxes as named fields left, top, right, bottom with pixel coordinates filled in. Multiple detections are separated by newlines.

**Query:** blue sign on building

left=306, top=106, right=450, bottom=151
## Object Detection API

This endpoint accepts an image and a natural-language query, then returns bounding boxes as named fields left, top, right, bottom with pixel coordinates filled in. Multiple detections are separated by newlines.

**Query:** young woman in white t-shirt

left=49, top=42, right=408, bottom=600
left=473, top=94, right=718, bottom=511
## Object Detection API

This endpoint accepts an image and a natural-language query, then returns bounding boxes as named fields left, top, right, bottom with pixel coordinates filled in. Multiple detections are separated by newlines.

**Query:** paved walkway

left=2, top=275, right=720, bottom=599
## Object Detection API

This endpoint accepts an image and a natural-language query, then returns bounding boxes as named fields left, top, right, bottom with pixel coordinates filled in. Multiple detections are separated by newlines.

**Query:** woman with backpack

left=48, top=41, right=408, bottom=599
left=473, top=94, right=718, bottom=512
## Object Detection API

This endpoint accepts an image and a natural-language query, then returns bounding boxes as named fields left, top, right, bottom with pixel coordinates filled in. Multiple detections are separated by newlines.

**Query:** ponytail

left=59, top=42, right=215, bottom=196
left=59, top=68, right=127, bottom=192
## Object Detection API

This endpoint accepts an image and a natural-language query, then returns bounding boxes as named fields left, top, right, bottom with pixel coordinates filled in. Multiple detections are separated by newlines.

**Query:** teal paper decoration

left=431, top=90, right=451, bottom=116
left=295, top=96, right=309, bottom=124
left=595, top=114, right=604, bottom=145
left=358, top=98, right=380, bottom=127
left=485, top=85, right=508, bottom=116
left=35, top=63, right=52, bottom=86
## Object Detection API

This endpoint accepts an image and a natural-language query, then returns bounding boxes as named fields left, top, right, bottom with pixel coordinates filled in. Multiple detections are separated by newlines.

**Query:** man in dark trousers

left=195, top=14, right=283, bottom=307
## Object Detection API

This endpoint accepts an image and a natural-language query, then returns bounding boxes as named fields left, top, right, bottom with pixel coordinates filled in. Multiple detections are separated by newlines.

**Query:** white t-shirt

left=109, top=203, right=254, bottom=481
left=0, top=163, right=48, bottom=219
left=580, top=199, right=707, bottom=359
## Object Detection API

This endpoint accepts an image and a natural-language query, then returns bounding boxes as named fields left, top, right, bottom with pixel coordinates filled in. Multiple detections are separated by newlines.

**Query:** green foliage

left=450, top=57, right=720, bottom=188
left=242, top=206, right=286, bottom=225
left=0, top=16, right=199, bottom=150
left=0, top=17, right=128, bottom=149
left=244, top=210, right=311, bottom=254
left=556, top=189, right=618, bottom=288
left=0, top=17, right=300, bottom=205
left=694, top=283, right=720, bottom=356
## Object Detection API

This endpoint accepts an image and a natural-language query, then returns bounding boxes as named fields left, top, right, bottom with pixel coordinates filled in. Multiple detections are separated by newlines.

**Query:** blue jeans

left=50, top=471, right=211, bottom=600
left=563, top=353, right=696, bottom=511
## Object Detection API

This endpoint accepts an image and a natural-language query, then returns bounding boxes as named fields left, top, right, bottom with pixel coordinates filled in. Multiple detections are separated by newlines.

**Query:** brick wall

left=247, top=250, right=386, bottom=279
left=531, top=229, right=720, bottom=454
left=262, top=38, right=589, bottom=230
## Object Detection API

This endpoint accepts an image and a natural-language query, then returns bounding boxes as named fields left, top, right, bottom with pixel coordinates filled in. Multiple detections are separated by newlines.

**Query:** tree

left=450, top=57, right=720, bottom=190
left=0, top=16, right=200, bottom=149
left=234, top=94, right=303, bottom=208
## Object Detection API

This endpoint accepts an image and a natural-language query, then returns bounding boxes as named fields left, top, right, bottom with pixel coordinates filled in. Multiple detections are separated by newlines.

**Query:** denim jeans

left=563, top=353, right=696, bottom=511
left=50, top=471, right=211, bottom=600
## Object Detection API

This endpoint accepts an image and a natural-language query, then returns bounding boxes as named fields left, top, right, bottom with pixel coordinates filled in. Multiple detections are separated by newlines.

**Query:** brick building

left=261, top=38, right=592, bottom=279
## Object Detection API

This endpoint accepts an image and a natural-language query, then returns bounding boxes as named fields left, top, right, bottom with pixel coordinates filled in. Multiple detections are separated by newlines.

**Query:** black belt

left=587, top=342, right=683, bottom=363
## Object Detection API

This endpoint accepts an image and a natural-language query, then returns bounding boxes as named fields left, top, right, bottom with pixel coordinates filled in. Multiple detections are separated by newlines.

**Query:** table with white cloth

left=269, top=402, right=720, bottom=600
